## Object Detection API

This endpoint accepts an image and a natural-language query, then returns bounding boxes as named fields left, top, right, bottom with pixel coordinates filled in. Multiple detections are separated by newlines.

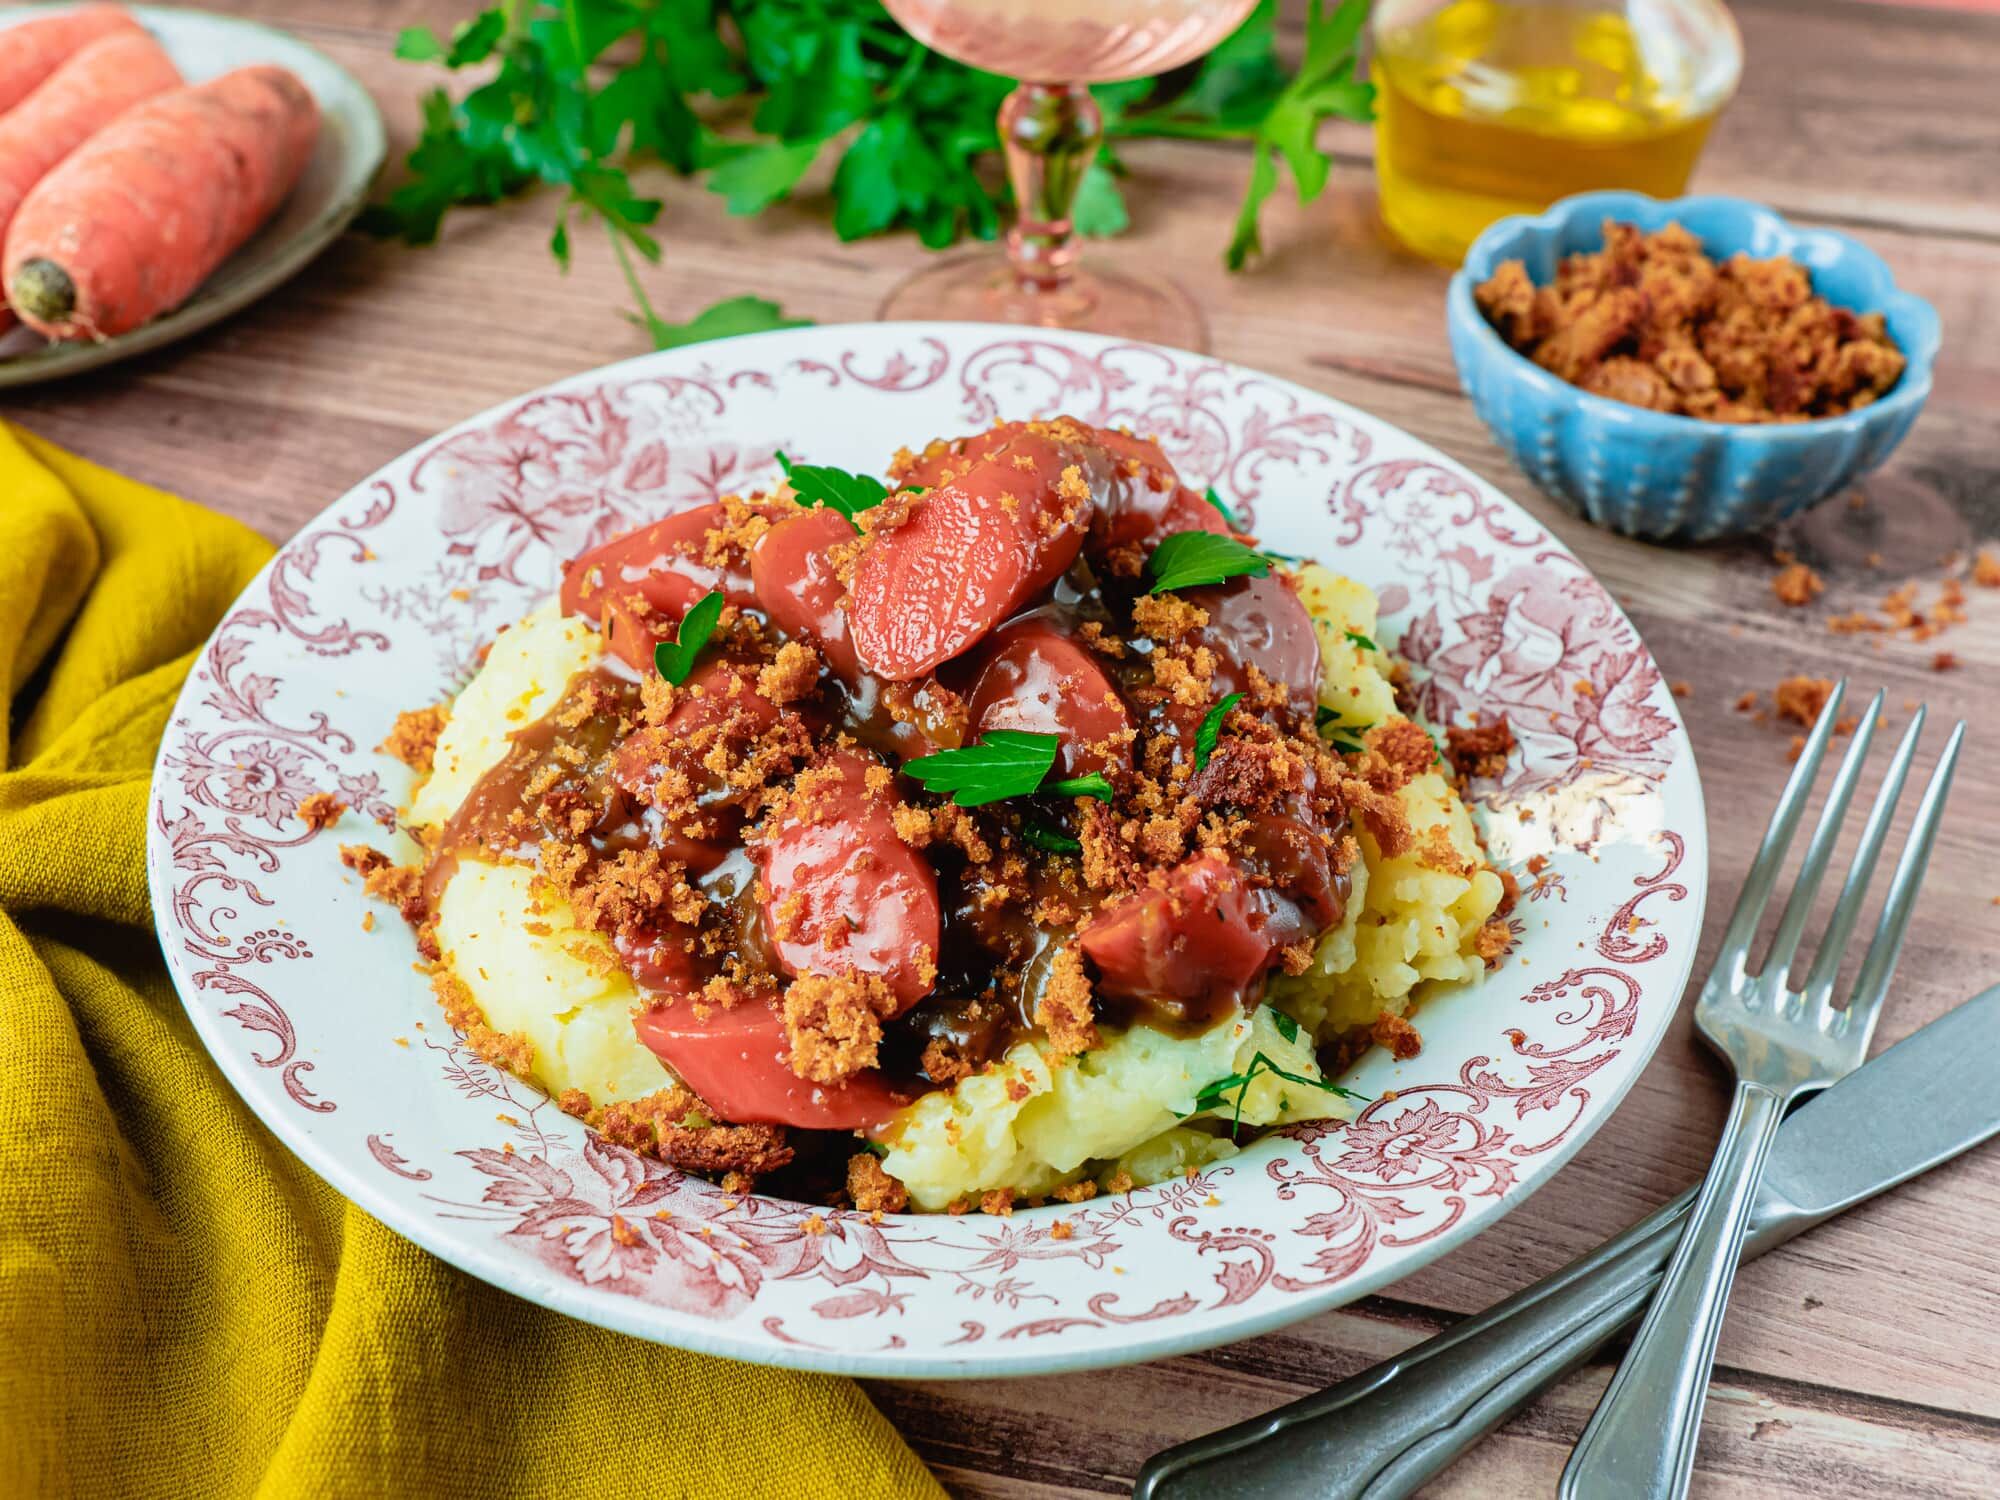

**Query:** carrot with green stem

left=0, top=30, right=181, bottom=332
left=0, top=5, right=140, bottom=115
left=5, top=65, right=320, bottom=340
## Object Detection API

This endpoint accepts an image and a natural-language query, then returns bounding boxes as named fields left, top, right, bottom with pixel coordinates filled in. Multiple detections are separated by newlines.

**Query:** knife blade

left=1134, top=984, right=2000, bottom=1500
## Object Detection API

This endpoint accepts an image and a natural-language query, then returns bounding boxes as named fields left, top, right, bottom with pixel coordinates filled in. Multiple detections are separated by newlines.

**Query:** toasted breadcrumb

left=1444, top=717, right=1514, bottom=780
left=1473, top=918, right=1515, bottom=967
left=1670, top=680, right=1692, bottom=699
left=585, top=1085, right=793, bottom=1178
left=1371, top=1011, right=1424, bottom=1060
left=1772, top=563, right=1824, bottom=608
left=1973, top=551, right=2000, bottom=588
left=846, top=1152, right=909, bottom=1214
left=757, top=640, right=822, bottom=704
left=1050, top=1219, right=1073, bottom=1240
left=297, top=791, right=347, bottom=832
left=1773, top=675, right=1835, bottom=728
left=379, top=704, right=449, bottom=773
left=1476, top=222, right=1905, bottom=422
left=1932, top=650, right=1960, bottom=672
left=782, top=972, right=895, bottom=1083
left=1035, top=943, right=1098, bottom=1059
left=979, top=1188, right=1016, bottom=1218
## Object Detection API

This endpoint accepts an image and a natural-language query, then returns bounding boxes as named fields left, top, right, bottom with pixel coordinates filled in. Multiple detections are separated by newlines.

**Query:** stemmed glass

left=877, top=0, right=1259, bottom=349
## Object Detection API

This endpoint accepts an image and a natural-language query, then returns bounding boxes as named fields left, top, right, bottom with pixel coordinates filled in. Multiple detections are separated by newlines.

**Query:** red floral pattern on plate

left=145, top=325, right=1705, bottom=1377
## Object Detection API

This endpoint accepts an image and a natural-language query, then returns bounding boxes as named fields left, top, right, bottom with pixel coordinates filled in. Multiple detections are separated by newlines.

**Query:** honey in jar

left=1371, top=0, right=1743, bottom=264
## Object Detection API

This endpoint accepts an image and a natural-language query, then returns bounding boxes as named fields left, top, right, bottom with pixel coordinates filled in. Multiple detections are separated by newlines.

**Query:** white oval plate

left=0, top=4, right=384, bottom=386
left=147, top=323, right=1707, bottom=1377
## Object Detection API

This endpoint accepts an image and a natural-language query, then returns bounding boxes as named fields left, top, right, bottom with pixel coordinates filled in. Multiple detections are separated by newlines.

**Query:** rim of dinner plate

left=146, top=321, right=1709, bottom=1377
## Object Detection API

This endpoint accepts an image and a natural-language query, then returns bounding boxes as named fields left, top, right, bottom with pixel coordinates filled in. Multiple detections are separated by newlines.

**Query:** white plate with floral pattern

left=147, top=323, right=1706, bottom=1377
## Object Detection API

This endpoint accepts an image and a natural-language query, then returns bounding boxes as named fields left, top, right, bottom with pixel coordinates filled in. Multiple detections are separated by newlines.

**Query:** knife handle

left=1132, top=1188, right=1698, bottom=1500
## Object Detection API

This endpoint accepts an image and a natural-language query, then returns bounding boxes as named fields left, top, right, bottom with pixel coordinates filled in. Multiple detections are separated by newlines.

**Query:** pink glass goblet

left=877, top=0, right=1258, bottom=349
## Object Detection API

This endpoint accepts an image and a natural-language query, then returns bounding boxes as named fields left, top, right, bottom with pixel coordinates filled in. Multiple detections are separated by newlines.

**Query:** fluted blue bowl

left=1447, top=192, right=1940, bottom=543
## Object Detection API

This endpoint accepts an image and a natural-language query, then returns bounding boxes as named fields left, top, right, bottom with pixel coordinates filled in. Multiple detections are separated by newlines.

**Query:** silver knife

left=1134, top=983, right=2000, bottom=1500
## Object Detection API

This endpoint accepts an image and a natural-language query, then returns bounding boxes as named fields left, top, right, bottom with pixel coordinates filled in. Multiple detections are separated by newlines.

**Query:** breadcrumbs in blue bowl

left=1447, top=192, right=1941, bottom=543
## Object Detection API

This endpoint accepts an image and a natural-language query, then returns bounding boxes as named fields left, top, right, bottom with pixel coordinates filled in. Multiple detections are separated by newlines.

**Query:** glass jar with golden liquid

left=1371, top=0, right=1743, bottom=264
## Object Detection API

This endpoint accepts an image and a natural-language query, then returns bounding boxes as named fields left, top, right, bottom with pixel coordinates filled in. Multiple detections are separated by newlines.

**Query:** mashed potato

left=414, top=566, right=1500, bottom=1208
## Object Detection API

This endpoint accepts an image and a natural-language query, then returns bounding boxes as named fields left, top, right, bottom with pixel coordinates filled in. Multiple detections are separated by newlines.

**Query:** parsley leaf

left=1193, top=692, right=1243, bottom=771
left=1222, top=0, right=1374, bottom=269
left=1023, top=822, right=1083, bottom=855
left=646, top=295, right=811, bottom=350
left=653, top=590, right=725, bottom=685
left=1047, top=772, right=1115, bottom=802
left=1345, top=629, right=1379, bottom=652
left=1271, top=1009, right=1300, bottom=1044
left=1145, top=531, right=1272, bottom=594
left=1202, top=486, right=1238, bottom=528
left=775, top=452, right=896, bottom=527
left=903, top=731, right=1060, bottom=808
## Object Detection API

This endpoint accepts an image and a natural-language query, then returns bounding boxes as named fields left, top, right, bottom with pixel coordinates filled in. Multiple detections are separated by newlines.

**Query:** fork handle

left=1559, top=1080, right=1787, bottom=1500
left=1131, top=1189, right=1697, bottom=1500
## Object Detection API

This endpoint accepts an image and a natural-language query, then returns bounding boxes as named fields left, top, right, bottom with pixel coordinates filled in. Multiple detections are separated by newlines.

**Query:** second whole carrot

left=4, top=65, right=321, bottom=341
left=0, top=30, right=183, bottom=332
left=0, top=4, right=140, bottom=115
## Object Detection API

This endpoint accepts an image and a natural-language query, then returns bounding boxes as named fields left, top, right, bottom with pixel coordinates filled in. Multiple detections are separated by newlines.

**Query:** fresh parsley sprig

left=1202, top=486, right=1238, bottom=529
left=370, top=0, right=1375, bottom=325
left=1194, top=1047, right=1367, bottom=1141
left=1345, top=629, right=1379, bottom=652
left=1193, top=692, right=1243, bottom=771
left=1145, top=531, right=1272, bottom=595
left=367, top=1, right=808, bottom=347
left=775, top=451, right=898, bottom=529
left=653, top=590, right=725, bottom=684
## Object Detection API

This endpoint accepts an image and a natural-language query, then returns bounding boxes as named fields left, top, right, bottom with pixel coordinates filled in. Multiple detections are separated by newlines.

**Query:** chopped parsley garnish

left=903, top=731, right=1058, bottom=807
left=1193, top=692, right=1243, bottom=771
left=775, top=450, right=900, bottom=529
left=652, top=590, right=724, bottom=685
left=1202, top=486, right=1238, bottom=528
left=1345, top=629, right=1379, bottom=652
left=1316, top=704, right=1371, bottom=755
left=1271, top=1009, right=1301, bottom=1044
left=1144, top=530, right=1271, bottom=594
left=1048, top=771, right=1115, bottom=802
left=1023, top=822, right=1083, bottom=855
left=1195, top=1050, right=1367, bottom=1141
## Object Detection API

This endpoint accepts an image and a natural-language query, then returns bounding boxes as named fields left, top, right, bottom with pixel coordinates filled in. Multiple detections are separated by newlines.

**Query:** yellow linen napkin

left=0, top=424, right=942, bottom=1499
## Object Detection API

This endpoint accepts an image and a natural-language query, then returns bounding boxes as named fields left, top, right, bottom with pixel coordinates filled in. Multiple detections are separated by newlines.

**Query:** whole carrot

left=0, top=5, right=140, bottom=115
left=5, top=65, right=320, bottom=340
left=0, top=30, right=181, bottom=331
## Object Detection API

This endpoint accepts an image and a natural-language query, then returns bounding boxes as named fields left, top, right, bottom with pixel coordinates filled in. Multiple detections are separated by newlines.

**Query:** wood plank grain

left=867, top=1308, right=2000, bottom=1498
left=14, top=4, right=2000, bottom=1496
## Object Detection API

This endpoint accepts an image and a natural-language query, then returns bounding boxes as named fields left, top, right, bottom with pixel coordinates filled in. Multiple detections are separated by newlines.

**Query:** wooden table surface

left=22, top=1, right=2000, bottom=1494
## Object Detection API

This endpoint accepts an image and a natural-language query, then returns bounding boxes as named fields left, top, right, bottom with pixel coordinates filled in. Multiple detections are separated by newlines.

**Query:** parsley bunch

left=367, top=0, right=1373, bottom=336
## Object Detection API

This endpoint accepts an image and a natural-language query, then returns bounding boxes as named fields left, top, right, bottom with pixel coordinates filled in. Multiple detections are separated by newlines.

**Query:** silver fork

left=1559, top=682, right=1964, bottom=1500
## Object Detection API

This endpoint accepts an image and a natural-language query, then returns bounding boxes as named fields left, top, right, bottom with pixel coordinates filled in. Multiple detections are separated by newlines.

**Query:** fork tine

left=1713, top=679, right=1848, bottom=985
left=1761, top=689, right=1884, bottom=991
left=1828, top=720, right=1966, bottom=1045
left=1798, top=707, right=1928, bottom=1012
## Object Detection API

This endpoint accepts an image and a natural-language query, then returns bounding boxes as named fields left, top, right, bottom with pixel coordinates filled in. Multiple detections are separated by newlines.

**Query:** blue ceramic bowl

left=1447, top=192, right=1941, bottom=543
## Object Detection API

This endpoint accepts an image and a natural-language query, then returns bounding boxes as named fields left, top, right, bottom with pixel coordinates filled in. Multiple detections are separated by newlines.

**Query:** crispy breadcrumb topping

left=379, top=704, right=449, bottom=773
